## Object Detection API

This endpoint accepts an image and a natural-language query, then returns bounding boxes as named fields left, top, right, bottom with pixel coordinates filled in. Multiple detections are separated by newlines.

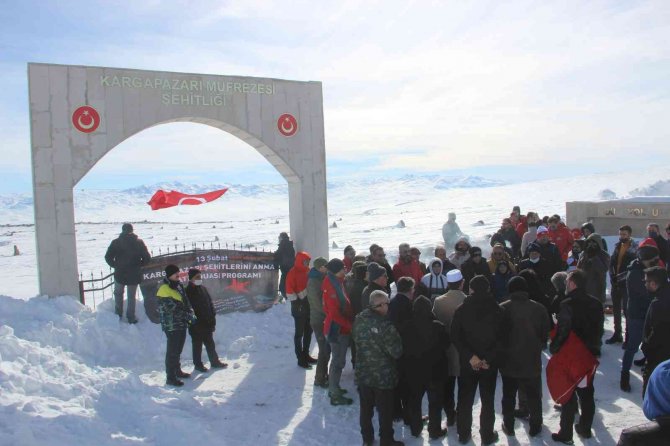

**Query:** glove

left=187, top=312, right=197, bottom=326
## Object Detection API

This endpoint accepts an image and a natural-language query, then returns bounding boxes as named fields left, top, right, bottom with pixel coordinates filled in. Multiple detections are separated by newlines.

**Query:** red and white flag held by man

left=147, top=188, right=228, bottom=210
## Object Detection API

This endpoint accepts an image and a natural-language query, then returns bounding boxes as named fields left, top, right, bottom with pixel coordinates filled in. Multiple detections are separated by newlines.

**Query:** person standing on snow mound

left=273, top=232, right=295, bottom=303
left=185, top=269, right=228, bottom=373
left=105, top=223, right=151, bottom=324
left=442, top=212, right=467, bottom=249
left=157, top=264, right=196, bottom=387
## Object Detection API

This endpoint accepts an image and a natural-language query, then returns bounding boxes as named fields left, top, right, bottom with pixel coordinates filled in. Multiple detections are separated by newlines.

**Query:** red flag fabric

left=147, top=188, right=228, bottom=210
left=546, top=328, right=599, bottom=404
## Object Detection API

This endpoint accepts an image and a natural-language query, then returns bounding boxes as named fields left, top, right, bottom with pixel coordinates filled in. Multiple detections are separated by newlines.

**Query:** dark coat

left=104, top=233, right=151, bottom=285
left=528, top=241, right=564, bottom=277
left=577, top=248, right=610, bottom=303
left=500, top=291, right=550, bottom=377
left=450, top=289, right=505, bottom=371
left=626, top=259, right=654, bottom=320
left=398, top=296, right=450, bottom=384
left=185, top=283, right=216, bottom=334
left=461, top=258, right=492, bottom=294
left=388, top=292, right=413, bottom=328
left=273, top=238, right=295, bottom=272
left=642, top=285, right=670, bottom=369
left=517, top=258, right=555, bottom=298
left=651, top=234, right=669, bottom=265
left=348, top=264, right=368, bottom=317
left=361, top=282, right=386, bottom=311
left=550, top=287, right=604, bottom=357
left=491, top=228, right=521, bottom=258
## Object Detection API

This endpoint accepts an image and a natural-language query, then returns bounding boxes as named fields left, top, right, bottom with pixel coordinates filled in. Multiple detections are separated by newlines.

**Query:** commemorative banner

left=140, top=249, right=277, bottom=323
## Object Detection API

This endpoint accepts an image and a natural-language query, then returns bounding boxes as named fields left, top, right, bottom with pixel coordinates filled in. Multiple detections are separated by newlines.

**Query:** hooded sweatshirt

left=285, top=251, right=311, bottom=301
left=448, top=237, right=471, bottom=269
left=421, top=257, right=449, bottom=301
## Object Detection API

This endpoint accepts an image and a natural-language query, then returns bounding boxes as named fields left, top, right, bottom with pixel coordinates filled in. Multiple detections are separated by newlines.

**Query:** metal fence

left=78, top=241, right=270, bottom=308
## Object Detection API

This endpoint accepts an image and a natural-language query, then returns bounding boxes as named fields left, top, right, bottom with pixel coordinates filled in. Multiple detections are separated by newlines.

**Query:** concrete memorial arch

left=28, top=63, right=328, bottom=297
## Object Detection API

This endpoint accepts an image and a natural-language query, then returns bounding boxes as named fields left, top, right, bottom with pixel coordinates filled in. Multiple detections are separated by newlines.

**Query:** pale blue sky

left=1, top=0, right=669, bottom=193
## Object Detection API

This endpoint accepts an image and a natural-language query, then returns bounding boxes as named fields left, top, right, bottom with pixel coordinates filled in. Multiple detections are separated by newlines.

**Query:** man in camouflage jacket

left=353, top=290, right=404, bottom=446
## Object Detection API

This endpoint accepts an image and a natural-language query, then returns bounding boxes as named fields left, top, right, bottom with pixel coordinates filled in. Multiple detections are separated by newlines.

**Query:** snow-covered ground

left=1, top=167, right=668, bottom=445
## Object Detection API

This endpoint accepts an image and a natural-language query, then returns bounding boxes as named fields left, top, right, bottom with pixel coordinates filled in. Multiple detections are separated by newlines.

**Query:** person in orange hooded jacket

left=286, top=251, right=314, bottom=369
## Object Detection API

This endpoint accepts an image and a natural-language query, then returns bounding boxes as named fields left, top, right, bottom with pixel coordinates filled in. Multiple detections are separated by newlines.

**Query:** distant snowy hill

left=0, top=174, right=510, bottom=224
left=629, top=179, right=670, bottom=197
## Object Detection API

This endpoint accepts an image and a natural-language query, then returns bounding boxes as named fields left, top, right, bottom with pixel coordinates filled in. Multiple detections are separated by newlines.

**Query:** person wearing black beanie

left=156, top=264, right=196, bottom=387
left=450, top=275, right=504, bottom=444
left=499, top=275, right=549, bottom=437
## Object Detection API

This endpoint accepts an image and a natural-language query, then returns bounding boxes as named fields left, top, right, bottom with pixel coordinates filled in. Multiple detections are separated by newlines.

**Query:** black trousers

left=393, top=370, right=410, bottom=421
left=190, top=327, right=219, bottom=366
left=559, top=379, right=595, bottom=439
left=501, top=375, right=542, bottom=430
left=457, top=367, right=498, bottom=439
left=359, top=385, right=395, bottom=445
left=310, top=318, right=331, bottom=383
left=444, top=376, right=459, bottom=418
left=291, top=301, right=312, bottom=360
left=611, top=283, right=628, bottom=335
left=407, top=380, right=445, bottom=435
left=165, top=329, right=186, bottom=380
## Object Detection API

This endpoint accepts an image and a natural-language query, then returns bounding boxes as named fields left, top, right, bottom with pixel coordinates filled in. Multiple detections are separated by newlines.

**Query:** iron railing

left=79, top=241, right=269, bottom=308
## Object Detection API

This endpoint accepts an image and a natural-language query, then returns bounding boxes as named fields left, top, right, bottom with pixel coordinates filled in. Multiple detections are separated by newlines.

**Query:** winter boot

left=194, top=363, right=208, bottom=373
left=634, top=356, right=646, bottom=367
left=482, top=431, right=499, bottom=445
left=620, top=371, right=631, bottom=392
left=329, top=393, right=353, bottom=406
left=304, top=353, right=318, bottom=364
left=501, top=422, right=515, bottom=436
left=166, top=378, right=184, bottom=387
left=176, top=369, right=191, bottom=378
left=211, top=360, right=228, bottom=369
left=605, top=332, right=623, bottom=344
left=297, top=357, right=312, bottom=369
left=551, top=433, right=574, bottom=445
left=575, top=423, right=592, bottom=439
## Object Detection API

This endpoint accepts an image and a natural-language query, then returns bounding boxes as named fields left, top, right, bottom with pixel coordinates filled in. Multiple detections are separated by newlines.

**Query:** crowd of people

left=104, top=212, right=670, bottom=445
left=273, top=208, right=670, bottom=445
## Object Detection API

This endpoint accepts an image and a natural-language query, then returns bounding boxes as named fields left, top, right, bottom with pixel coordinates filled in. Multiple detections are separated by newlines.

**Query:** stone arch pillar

left=28, top=63, right=328, bottom=297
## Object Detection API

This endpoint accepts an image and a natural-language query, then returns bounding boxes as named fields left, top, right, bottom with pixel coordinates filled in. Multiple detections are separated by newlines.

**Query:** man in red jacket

left=548, top=216, right=574, bottom=262
left=322, top=258, right=354, bottom=405
left=286, top=251, right=314, bottom=369
left=393, top=243, right=424, bottom=284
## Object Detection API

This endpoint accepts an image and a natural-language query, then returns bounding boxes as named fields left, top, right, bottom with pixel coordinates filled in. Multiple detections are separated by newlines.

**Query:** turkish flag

left=147, top=188, right=228, bottom=210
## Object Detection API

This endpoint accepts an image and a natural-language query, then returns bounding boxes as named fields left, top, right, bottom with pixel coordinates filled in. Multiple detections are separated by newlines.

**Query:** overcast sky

left=1, top=1, right=669, bottom=193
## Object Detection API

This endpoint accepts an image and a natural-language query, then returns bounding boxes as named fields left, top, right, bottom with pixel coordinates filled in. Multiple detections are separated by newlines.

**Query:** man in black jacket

left=621, top=245, right=660, bottom=392
left=185, top=269, right=227, bottom=372
left=388, top=276, right=415, bottom=423
left=647, top=223, right=669, bottom=266
left=362, top=262, right=388, bottom=309
left=273, top=232, right=295, bottom=303
left=550, top=270, right=604, bottom=444
left=607, top=225, right=638, bottom=344
left=105, top=223, right=151, bottom=323
left=460, top=247, right=492, bottom=294
left=451, top=275, right=504, bottom=445
left=641, top=266, right=670, bottom=395
left=499, top=276, right=549, bottom=438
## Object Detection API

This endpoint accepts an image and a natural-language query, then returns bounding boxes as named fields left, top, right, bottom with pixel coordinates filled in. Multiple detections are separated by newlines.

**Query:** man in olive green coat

left=353, top=290, right=404, bottom=446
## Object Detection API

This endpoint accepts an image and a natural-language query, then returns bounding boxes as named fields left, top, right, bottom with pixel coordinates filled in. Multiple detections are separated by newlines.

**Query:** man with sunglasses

left=460, top=247, right=492, bottom=294
left=353, top=290, right=404, bottom=446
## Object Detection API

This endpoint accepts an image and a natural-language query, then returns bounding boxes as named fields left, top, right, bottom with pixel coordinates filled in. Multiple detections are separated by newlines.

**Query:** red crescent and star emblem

left=72, top=106, right=100, bottom=133
left=277, top=113, right=298, bottom=137
left=226, top=279, right=251, bottom=293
